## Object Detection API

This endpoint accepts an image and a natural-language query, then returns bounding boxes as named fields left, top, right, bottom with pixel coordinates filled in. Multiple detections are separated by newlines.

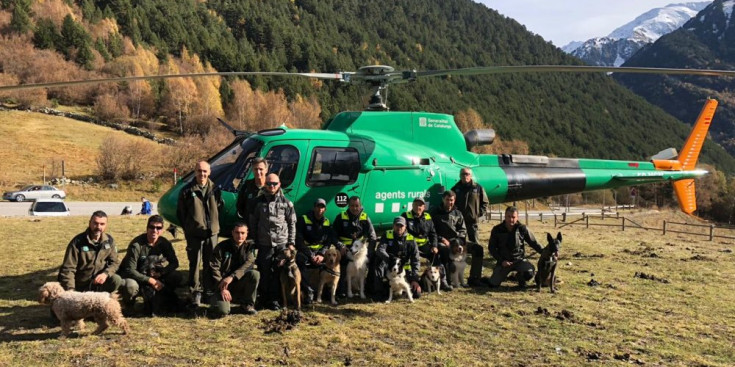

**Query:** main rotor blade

left=415, top=65, right=735, bottom=78
left=0, top=71, right=346, bottom=92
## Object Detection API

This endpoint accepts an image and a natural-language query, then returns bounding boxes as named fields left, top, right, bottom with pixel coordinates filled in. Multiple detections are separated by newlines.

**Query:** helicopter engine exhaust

left=464, top=129, right=495, bottom=151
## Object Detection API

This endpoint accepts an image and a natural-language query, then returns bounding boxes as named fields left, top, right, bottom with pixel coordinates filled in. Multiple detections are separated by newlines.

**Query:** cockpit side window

left=306, top=147, right=360, bottom=187
left=265, top=145, right=300, bottom=187
left=206, top=138, right=263, bottom=192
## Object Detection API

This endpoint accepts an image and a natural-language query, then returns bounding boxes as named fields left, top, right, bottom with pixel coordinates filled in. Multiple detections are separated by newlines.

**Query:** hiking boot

left=243, top=304, right=258, bottom=315
left=268, top=301, right=281, bottom=311
left=467, top=277, right=484, bottom=287
left=188, top=292, right=201, bottom=310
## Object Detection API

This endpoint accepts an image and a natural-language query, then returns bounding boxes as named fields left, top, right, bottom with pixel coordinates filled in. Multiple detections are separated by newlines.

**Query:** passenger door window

left=307, top=148, right=360, bottom=187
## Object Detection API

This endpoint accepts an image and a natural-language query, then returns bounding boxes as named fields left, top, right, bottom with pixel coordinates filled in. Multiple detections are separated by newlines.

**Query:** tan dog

left=316, top=246, right=341, bottom=305
left=39, top=282, right=130, bottom=338
left=278, top=245, right=302, bottom=310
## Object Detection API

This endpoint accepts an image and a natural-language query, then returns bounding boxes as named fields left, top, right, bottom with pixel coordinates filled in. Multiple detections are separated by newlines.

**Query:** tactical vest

left=404, top=211, right=432, bottom=245
left=303, top=214, right=330, bottom=251
left=338, top=211, right=368, bottom=245
left=385, top=230, right=415, bottom=270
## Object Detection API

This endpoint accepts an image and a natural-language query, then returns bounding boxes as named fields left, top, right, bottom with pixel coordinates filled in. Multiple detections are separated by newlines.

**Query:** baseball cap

left=314, top=198, right=327, bottom=207
left=413, top=197, right=426, bottom=204
left=393, top=216, right=406, bottom=226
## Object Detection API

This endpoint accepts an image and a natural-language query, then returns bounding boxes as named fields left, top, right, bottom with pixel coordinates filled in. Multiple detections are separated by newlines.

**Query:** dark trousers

left=467, top=242, right=484, bottom=279
left=296, top=251, right=319, bottom=299
left=210, top=270, right=260, bottom=316
left=488, top=259, right=535, bottom=287
left=185, top=235, right=216, bottom=294
left=256, top=245, right=280, bottom=305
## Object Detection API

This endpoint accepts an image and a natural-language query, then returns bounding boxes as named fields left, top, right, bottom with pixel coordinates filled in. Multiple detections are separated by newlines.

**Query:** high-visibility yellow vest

left=404, top=211, right=431, bottom=245
left=385, top=230, right=415, bottom=270
left=338, top=211, right=368, bottom=245
left=303, top=214, right=330, bottom=250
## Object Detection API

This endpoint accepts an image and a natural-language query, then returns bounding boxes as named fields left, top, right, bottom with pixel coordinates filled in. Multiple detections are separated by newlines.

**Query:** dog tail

left=651, top=99, right=717, bottom=215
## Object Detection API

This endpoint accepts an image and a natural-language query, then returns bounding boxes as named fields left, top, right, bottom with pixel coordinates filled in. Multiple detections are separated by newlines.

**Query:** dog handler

left=431, top=190, right=468, bottom=287
left=295, top=198, right=338, bottom=304
left=209, top=222, right=260, bottom=317
left=119, top=215, right=182, bottom=316
left=487, top=206, right=544, bottom=288
left=374, top=217, right=421, bottom=301
left=250, top=173, right=296, bottom=311
left=402, top=197, right=452, bottom=291
left=58, top=210, right=123, bottom=293
left=333, top=196, right=377, bottom=295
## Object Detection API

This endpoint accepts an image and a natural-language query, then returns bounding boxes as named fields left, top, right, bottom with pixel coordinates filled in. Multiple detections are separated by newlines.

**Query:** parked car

left=28, top=199, right=71, bottom=216
left=3, top=185, right=66, bottom=202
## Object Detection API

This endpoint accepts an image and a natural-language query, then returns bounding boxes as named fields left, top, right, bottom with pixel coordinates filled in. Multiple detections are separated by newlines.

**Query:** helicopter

left=2, top=64, right=733, bottom=233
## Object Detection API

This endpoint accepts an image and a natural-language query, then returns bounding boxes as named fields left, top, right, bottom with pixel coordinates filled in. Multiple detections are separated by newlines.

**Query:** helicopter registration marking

left=636, top=172, right=665, bottom=177
left=418, top=117, right=452, bottom=129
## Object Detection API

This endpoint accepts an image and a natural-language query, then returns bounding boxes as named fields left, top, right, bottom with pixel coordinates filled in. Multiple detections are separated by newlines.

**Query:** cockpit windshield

left=207, top=138, right=263, bottom=192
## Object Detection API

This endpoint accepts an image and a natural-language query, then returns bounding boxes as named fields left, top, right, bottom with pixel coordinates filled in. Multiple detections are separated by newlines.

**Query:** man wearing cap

left=374, top=216, right=421, bottom=301
left=250, top=173, right=296, bottom=310
left=401, top=197, right=452, bottom=291
left=451, top=168, right=488, bottom=286
left=296, top=198, right=338, bottom=304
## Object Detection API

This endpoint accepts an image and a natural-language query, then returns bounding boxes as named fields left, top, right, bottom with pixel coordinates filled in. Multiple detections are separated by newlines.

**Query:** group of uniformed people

left=56, top=162, right=548, bottom=318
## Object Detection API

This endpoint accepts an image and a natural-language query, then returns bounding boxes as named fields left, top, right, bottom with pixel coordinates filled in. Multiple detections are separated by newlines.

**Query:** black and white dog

left=385, top=257, right=413, bottom=303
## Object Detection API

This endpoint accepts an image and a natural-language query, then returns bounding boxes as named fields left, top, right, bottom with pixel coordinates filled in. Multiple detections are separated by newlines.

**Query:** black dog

left=535, top=232, right=561, bottom=293
left=140, top=255, right=179, bottom=315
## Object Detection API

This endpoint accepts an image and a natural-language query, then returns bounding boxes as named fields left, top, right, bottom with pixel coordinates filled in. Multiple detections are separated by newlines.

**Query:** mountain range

left=615, top=0, right=735, bottom=156
left=564, top=2, right=711, bottom=66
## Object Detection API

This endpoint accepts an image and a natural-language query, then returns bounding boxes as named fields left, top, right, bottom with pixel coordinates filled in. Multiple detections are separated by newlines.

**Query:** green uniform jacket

left=58, top=231, right=119, bottom=291
left=119, top=233, right=179, bottom=284
left=176, top=179, right=222, bottom=238
left=210, top=238, right=257, bottom=284
left=451, top=180, right=489, bottom=224
left=488, top=222, right=543, bottom=262
left=430, top=205, right=467, bottom=243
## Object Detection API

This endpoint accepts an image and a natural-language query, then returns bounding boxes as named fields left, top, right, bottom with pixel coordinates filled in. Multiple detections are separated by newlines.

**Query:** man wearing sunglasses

left=119, top=215, right=182, bottom=316
left=451, top=167, right=489, bottom=287
left=250, top=173, right=296, bottom=310
left=177, top=161, right=222, bottom=309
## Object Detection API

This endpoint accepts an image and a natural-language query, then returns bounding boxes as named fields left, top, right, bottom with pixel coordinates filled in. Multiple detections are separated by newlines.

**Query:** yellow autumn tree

left=160, top=59, right=199, bottom=134
left=454, top=108, right=529, bottom=154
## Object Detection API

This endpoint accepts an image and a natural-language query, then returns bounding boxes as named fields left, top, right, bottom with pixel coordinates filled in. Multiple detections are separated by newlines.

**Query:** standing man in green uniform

left=177, top=161, right=222, bottom=308
left=209, top=222, right=260, bottom=317
left=451, top=167, right=489, bottom=286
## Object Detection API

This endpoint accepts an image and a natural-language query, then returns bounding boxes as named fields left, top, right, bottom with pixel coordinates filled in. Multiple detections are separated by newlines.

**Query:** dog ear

left=547, top=232, right=553, bottom=243
left=556, top=232, right=563, bottom=242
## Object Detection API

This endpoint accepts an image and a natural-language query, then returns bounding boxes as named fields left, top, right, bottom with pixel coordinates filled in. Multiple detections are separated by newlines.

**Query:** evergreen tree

left=10, top=0, right=32, bottom=34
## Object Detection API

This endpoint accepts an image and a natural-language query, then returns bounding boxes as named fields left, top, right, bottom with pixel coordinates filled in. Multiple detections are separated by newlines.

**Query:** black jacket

left=488, top=222, right=543, bottom=262
left=430, top=205, right=467, bottom=243
left=451, top=180, right=489, bottom=224
left=296, top=211, right=338, bottom=258
left=377, top=230, right=420, bottom=282
left=401, top=210, right=437, bottom=249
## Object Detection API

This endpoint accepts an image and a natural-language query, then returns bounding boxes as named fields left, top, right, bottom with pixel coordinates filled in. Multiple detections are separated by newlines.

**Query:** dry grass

left=0, top=211, right=733, bottom=366
left=0, top=110, right=168, bottom=201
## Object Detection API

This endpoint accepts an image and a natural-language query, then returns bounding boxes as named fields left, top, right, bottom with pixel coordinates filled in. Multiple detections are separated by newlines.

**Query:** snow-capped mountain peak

left=563, top=2, right=712, bottom=67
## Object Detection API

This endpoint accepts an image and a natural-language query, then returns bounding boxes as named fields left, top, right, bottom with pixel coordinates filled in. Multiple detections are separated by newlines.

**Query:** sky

left=478, top=1, right=694, bottom=47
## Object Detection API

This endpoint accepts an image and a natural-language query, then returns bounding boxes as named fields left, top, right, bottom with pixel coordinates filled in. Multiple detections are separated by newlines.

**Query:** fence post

left=663, top=220, right=666, bottom=235
left=616, top=212, right=619, bottom=219
left=554, top=214, right=557, bottom=228
left=710, top=225, right=715, bottom=241
left=586, top=215, right=589, bottom=228
left=562, top=213, right=567, bottom=222
left=601, top=211, right=605, bottom=219
left=539, top=213, right=543, bottom=222
left=622, top=217, right=625, bottom=231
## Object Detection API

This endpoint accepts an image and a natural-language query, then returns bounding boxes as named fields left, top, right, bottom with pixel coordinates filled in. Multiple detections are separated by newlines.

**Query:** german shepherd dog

left=277, top=245, right=302, bottom=310
left=535, top=232, right=561, bottom=293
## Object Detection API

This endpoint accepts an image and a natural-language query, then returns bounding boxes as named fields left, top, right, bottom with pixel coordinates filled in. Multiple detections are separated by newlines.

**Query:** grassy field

left=0, top=210, right=733, bottom=366
left=0, top=110, right=168, bottom=201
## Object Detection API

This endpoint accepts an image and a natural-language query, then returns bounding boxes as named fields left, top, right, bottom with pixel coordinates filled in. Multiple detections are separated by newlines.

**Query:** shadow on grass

left=0, top=266, right=59, bottom=301
left=0, top=304, right=59, bottom=342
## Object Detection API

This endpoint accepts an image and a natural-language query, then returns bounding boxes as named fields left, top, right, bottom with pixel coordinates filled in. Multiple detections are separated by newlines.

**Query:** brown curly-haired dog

left=38, top=282, right=130, bottom=338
